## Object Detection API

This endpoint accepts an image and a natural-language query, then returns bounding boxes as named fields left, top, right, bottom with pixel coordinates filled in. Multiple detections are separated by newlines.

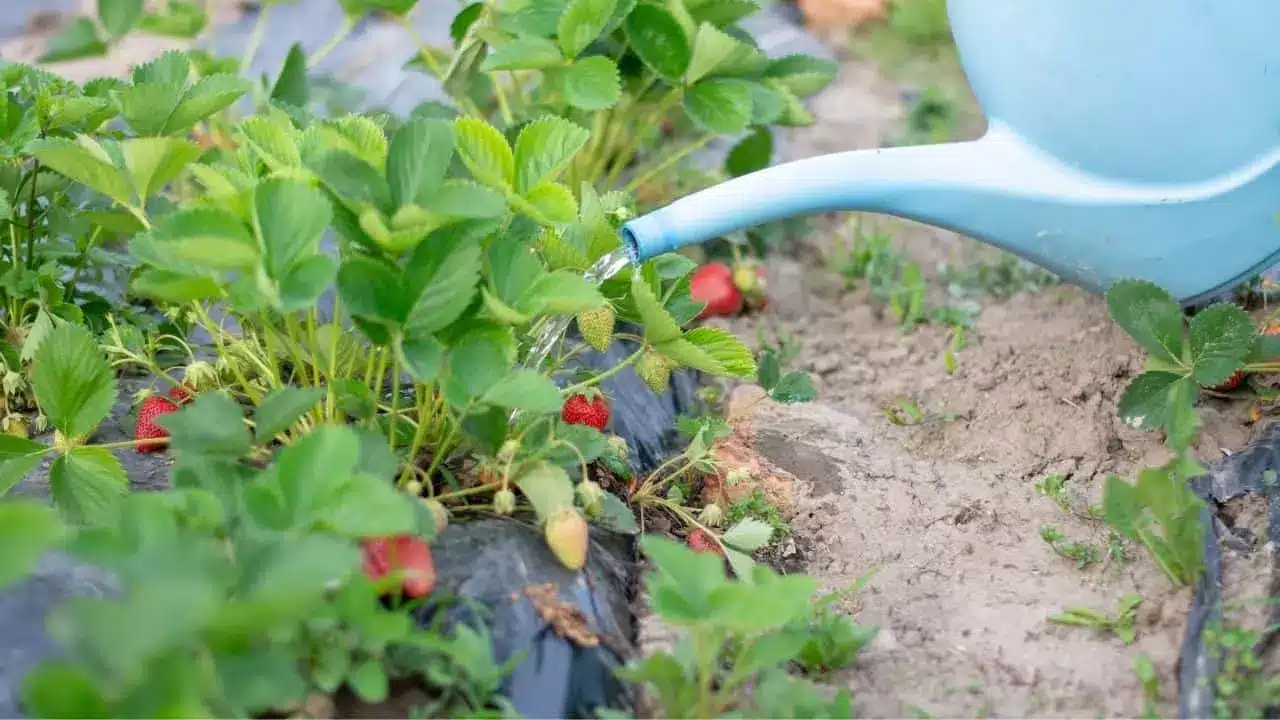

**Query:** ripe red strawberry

left=361, top=534, right=436, bottom=598
left=687, top=528, right=723, bottom=555
left=691, top=262, right=744, bottom=318
left=135, top=395, right=180, bottom=453
left=562, top=393, right=610, bottom=431
left=167, top=384, right=194, bottom=404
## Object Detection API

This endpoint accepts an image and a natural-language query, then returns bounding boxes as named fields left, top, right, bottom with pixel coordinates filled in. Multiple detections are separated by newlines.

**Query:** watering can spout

left=624, top=130, right=1021, bottom=262
left=621, top=122, right=1280, bottom=305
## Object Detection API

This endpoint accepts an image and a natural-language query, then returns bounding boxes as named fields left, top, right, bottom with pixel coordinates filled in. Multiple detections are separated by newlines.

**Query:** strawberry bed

left=0, top=0, right=848, bottom=717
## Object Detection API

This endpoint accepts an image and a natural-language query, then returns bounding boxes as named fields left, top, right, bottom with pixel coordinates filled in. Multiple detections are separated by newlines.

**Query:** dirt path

left=699, top=47, right=1267, bottom=717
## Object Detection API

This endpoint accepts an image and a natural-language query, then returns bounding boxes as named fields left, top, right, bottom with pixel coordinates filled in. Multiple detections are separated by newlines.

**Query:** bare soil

left=638, top=44, right=1276, bottom=718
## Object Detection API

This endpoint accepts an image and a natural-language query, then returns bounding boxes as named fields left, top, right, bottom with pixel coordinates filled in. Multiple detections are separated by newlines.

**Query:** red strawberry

left=167, top=384, right=194, bottom=404
left=562, top=393, right=610, bottom=431
left=691, top=262, right=744, bottom=318
left=361, top=534, right=436, bottom=598
left=1208, top=371, right=1246, bottom=392
left=687, top=528, right=722, bottom=555
left=135, top=395, right=180, bottom=453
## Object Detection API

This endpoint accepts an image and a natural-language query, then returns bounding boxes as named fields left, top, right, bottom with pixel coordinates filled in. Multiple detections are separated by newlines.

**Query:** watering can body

left=621, top=0, right=1280, bottom=305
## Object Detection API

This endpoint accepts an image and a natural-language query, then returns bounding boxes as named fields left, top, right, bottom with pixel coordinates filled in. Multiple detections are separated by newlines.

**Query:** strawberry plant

left=0, top=392, right=517, bottom=717
left=621, top=535, right=858, bottom=717
left=430, top=0, right=839, bottom=203
left=0, top=45, right=767, bottom=570
left=1098, top=278, right=1276, bottom=586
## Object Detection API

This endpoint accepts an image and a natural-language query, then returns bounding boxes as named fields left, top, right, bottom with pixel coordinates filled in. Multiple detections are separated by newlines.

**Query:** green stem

left=307, top=15, right=357, bottom=68
left=559, top=347, right=644, bottom=396
left=623, top=133, right=717, bottom=194
left=239, top=4, right=271, bottom=76
left=389, top=354, right=403, bottom=452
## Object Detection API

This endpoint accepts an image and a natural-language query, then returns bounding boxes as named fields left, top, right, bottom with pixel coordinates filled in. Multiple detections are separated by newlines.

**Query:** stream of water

left=522, top=246, right=633, bottom=372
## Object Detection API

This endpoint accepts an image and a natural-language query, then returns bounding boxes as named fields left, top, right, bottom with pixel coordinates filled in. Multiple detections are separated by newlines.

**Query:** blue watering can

left=621, top=0, right=1280, bottom=306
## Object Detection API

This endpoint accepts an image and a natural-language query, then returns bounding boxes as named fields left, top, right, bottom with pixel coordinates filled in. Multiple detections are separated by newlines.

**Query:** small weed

left=1134, top=653, right=1161, bottom=719
left=884, top=0, right=952, bottom=51
left=887, top=86, right=957, bottom=147
left=1039, top=525, right=1102, bottom=569
left=1205, top=622, right=1280, bottom=719
left=1035, top=474, right=1072, bottom=511
left=792, top=573, right=879, bottom=677
left=883, top=396, right=925, bottom=425
left=726, top=489, right=790, bottom=537
left=941, top=253, right=1061, bottom=301
left=1049, top=594, right=1143, bottom=644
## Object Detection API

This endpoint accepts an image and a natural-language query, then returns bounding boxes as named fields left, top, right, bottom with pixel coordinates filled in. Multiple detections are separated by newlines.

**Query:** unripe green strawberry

left=423, top=498, right=449, bottom=535
left=494, top=488, right=517, bottom=515
left=577, top=306, right=616, bottom=352
left=544, top=508, right=589, bottom=571
left=636, top=351, right=673, bottom=394
left=697, top=503, right=724, bottom=527
left=576, top=480, right=604, bottom=516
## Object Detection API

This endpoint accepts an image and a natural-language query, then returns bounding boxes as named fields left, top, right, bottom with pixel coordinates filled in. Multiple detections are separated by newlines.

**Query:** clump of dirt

left=638, top=47, right=1274, bottom=717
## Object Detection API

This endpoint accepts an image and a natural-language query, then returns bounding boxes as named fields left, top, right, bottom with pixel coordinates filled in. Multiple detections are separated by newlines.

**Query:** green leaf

left=254, top=178, right=333, bottom=286
left=520, top=182, right=578, bottom=224
left=756, top=348, right=780, bottom=390
left=1105, top=279, right=1185, bottom=364
left=399, top=330, right=444, bottom=384
left=338, top=256, right=405, bottom=332
left=1116, top=371, right=1182, bottom=431
left=770, top=371, right=816, bottom=404
left=558, top=0, right=617, bottom=58
left=683, top=78, right=752, bottom=134
left=685, top=22, right=741, bottom=83
left=348, top=660, right=389, bottom=703
left=1163, top=375, right=1199, bottom=451
left=1188, top=303, right=1254, bottom=386
left=599, top=491, right=639, bottom=534
left=236, top=115, right=302, bottom=169
left=427, top=179, right=506, bottom=217
left=120, top=136, right=202, bottom=201
left=157, top=391, right=252, bottom=459
left=725, top=126, right=772, bottom=177
left=448, top=328, right=515, bottom=397
left=631, top=271, right=682, bottom=343
left=514, top=116, right=591, bottom=194
left=454, top=117, right=514, bottom=190
left=167, top=74, right=252, bottom=133
left=402, top=231, right=484, bottom=336
left=131, top=269, right=222, bottom=304
left=388, top=117, right=455, bottom=208
left=26, top=136, right=131, bottom=206
left=215, top=649, right=308, bottom=715
left=0, top=436, right=50, bottom=496
left=764, top=54, right=839, bottom=97
left=682, top=326, right=755, bottom=376
left=100, top=0, right=145, bottom=38
left=562, top=56, right=622, bottom=110
left=520, top=270, right=606, bottom=315
left=254, top=387, right=325, bottom=443
left=241, top=534, right=361, bottom=613
left=137, top=0, right=209, bottom=37
left=271, top=43, right=310, bottom=107
left=482, top=371, right=564, bottom=413
left=482, top=36, right=565, bottom=70
left=136, top=207, right=258, bottom=272
left=39, top=18, right=107, bottom=63
left=21, top=661, right=108, bottom=718
left=514, top=461, right=575, bottom=520
left=625, top=4, right=691, bottom=80
left=32, top=323, right=116, bottom=439
left=318, top=473, right=416, bottom=537
left=50, top=447, right=128, bottom=526
left=0, top=501, right=67, bottom=588
left=723, top=517, right=773, bottom=550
